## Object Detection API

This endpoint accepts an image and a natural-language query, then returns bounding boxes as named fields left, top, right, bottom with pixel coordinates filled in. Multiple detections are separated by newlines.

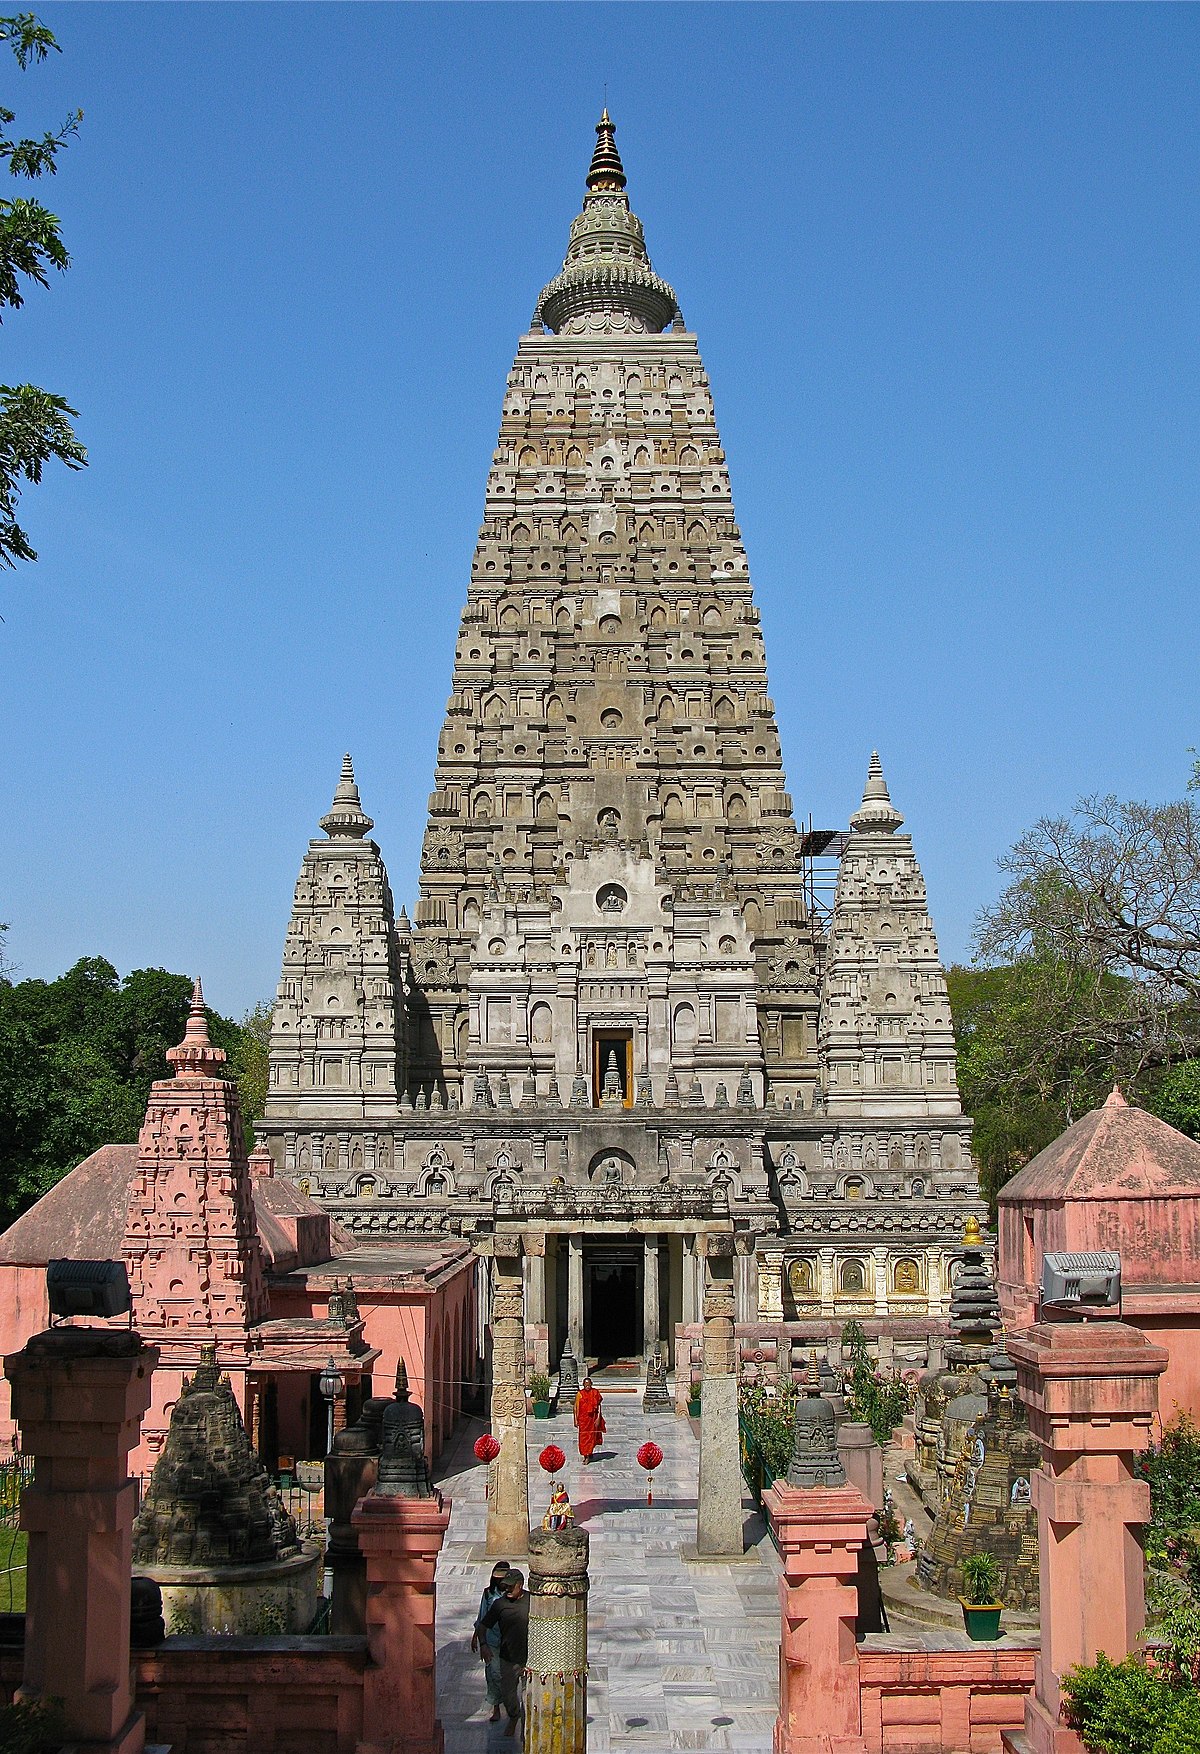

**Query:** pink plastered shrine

left=0, top=982, right=477, bottom=1474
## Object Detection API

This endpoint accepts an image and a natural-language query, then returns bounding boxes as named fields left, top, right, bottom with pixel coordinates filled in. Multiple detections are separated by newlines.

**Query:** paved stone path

left=434, top=1392, right=781, bottom=1752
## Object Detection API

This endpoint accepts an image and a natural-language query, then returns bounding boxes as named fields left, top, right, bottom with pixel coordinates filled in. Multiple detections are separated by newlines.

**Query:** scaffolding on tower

left=799, top=819, right=849, bottom=934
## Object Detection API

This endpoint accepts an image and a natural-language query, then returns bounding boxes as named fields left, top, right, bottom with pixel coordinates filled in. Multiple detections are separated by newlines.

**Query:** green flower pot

left=960, top=1601, right=1003, bottom=1642
left=532, top=1400, right=551, bottom=1419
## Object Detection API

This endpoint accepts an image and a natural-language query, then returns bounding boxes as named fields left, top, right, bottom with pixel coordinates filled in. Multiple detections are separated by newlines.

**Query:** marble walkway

left=433, top=1392, right=781, bottom=1752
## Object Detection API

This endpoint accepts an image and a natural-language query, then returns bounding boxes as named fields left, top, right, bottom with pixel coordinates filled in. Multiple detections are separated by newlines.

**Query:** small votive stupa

left=131, top=1344, right=322, bottom=1633
left=913, top=1220, right=1040, bottom=1612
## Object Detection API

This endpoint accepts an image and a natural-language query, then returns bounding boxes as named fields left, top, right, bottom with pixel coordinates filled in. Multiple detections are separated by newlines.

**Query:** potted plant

left=960, top=1552, right=1004, bottom=1641
left=529, top=1372, right=552, bottom=1418
left=688, top=1379, right=702, bottom=1418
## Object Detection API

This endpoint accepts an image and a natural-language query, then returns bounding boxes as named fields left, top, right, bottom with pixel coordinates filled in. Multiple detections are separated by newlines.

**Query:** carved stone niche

left=698, top=1232, right=737, bottom=1259
left=587, top=1148, right=634, bottom=1186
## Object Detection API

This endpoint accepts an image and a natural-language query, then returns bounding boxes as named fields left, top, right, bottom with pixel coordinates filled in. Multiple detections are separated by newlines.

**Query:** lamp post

left=319, top=1356, right=345, bottom=1456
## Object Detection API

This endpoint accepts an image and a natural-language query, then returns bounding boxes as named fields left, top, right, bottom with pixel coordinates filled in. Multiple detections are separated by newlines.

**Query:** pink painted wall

left=859, top=1647, right=1035, bottom=1752
left=267, top=1264, right=476, bottom=1461
left=137, top=1643, right=367, bottom=1753
left=998, top=1194, right=1200, bottom=1419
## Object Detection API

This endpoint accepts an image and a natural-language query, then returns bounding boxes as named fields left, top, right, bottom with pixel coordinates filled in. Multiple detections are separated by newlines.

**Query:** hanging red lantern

left=539, top=1444, right=567, bottom=1477
left=474, top=1433, right=500, bottom=1464
left=636, top=1440, right=664, bottom=1505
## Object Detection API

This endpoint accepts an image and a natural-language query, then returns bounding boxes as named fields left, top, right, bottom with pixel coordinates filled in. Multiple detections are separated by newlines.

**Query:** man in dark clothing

left=480, top=1568, right=529, bottom=1738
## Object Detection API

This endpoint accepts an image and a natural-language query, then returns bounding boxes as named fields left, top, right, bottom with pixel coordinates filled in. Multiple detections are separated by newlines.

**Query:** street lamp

left=319, top=1357, right=345, bottom=1455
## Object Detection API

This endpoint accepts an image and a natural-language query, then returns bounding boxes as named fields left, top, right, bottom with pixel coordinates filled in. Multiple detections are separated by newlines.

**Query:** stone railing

left=858, top=1645, right=1035, bottom=1751
left=135, top=1638, right=368, bottom=1753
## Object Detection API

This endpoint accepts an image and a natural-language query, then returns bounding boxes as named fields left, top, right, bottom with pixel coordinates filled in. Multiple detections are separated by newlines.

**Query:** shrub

left=0, top=1700, right=65, bottom=1754
left=739, top=1378, right=800, bottom=1484
left=1139, top=1415, right=1200, bottom=1561
left=841, top=1321, right=910, bottom=1447
left=529, top=1372, right=551, bottom=1403
left=1062, top=1652, right=1200, bottom=1754
left=961, top=1551, right=1001, bottom=1605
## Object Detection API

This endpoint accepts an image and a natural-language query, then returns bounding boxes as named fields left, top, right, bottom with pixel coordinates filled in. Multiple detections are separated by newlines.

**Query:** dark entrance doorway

left=584, top=1245, right=641, bottom=1366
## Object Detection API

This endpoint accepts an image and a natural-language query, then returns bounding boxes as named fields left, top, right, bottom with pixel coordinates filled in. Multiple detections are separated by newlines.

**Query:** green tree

left=0, top=11, right=86, bottom=570
left=0, top=954, right=248, bottom=1227
left=228, top=999, right=273, bottom=1147
left=945, top=961, right=1120, bottom=1214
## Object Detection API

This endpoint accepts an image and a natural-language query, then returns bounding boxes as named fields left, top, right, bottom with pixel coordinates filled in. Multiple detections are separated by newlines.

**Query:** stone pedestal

left=1005, top=1320, right=1168, bottom=1754
left=764, top=1481, right=874, bottom=1754
left=487, top=1241, right=530, bottom=1555
left=6, top=1328, right=158, bottom=1754
left=353, top=1489, right=452, bottom=1754
left=836, top=1423, right=882, bottom=1511
left=697, top=1239, right=743, bottom=1556
left=525, top=1525, right=589, bottom=1754
left=326, top=1443, right=380, bottom=1634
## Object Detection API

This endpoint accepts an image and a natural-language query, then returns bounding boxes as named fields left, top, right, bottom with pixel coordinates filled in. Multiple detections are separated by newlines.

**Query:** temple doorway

left=584, top=1244, right=641, bottom=1366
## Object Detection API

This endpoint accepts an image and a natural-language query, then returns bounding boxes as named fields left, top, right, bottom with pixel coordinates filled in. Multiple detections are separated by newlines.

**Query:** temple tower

left=268, top=756, right=408, bottom=1186
left=819, top=755, right=962, bottom=1120
left=406, top=111, right=814, bottom=1113
left=124, top=980, right=269, bottom=1343
left=260, top=116, right=981, bottom=1366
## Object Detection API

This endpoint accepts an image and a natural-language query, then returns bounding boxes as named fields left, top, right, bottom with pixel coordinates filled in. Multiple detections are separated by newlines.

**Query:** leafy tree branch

left=0, top=11, right=84, bottom=572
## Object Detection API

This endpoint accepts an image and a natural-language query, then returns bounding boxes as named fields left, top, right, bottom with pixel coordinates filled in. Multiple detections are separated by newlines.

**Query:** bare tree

left=973, top=789, right=1200, bottom=1087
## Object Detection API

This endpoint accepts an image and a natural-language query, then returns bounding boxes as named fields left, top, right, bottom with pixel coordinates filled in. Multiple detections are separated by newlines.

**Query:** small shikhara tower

left=261, top=116, right=978, bottom=1362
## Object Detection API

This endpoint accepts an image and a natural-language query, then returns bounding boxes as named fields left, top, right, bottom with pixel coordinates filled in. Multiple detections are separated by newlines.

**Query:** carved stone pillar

left=525, top=1526, right=589, bottom=1754
left=756, top=1245, right=784, bottom=1322
left=643, top=1233, right=660, bottom=1365
left=487, top=1238, right=529, bottom=1555
left=682, top=1235, right=698, bottom=1326
left=697, top=1235, right=743, bottom=1556
left=734, top=1240, right=756, bottom=1325
left=6, top=1329, right=157, bottom=1754
left=568, top=1234, right=584, bottom=1361
left=1005, top=1319, right=1168, bottom=1754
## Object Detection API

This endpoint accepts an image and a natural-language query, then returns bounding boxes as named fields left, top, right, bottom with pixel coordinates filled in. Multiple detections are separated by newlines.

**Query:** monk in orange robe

left=573, top=1377, right=605, bottom=1464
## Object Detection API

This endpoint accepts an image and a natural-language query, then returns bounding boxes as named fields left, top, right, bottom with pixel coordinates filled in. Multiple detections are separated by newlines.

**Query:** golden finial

left=963, top=1216, right=984, bottom=1247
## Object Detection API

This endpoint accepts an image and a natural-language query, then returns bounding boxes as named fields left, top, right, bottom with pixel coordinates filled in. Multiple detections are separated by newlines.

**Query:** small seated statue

left=542, top=1483, right=575, bottom=1530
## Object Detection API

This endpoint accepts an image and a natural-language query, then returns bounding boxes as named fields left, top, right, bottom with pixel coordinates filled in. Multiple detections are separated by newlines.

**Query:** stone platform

left=434, top=1395, right=781, bottom=1751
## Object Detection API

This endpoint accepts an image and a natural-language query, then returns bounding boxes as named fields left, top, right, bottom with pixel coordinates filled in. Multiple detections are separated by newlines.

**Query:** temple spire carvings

left=260, top=116, right=980, bottom=1335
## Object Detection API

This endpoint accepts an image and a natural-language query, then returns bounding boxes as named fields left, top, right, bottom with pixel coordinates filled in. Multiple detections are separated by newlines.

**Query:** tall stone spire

left=263, top=759, right=407, bottom=1160
left=586, top=109, right=626, bottom=191
left=849, top=752, right=904, bottom=835
left=536, top=111, right=679, bottom=335
left=262, top=119, right=983, bottom=1323
left=124, top=975, right=269, bottom=1340
left=819, top=754, right=967, bottom=1132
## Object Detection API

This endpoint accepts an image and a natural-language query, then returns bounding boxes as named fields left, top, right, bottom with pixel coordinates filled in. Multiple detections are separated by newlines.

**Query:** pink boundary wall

left=858, top=1649, right=1036, bottom=1753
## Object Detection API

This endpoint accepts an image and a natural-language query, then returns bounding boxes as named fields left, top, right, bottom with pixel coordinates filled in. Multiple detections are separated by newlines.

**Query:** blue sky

left=1, top=3, right=1197, bottom=1018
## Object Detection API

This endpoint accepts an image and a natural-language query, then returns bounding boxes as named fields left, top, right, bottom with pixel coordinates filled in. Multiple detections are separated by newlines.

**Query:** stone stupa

left=132, top=1344, right=322, bottom=1633
left=912, top=1221, right=1041, bottom=1613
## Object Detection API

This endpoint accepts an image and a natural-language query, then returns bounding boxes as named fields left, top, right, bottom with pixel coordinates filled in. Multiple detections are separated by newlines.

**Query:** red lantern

left=637, top=1440, right=664, bottom=1505
left=474, top=1433, right=500, bottom=1464
left=539, top=1444, right=567, bottom=1476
